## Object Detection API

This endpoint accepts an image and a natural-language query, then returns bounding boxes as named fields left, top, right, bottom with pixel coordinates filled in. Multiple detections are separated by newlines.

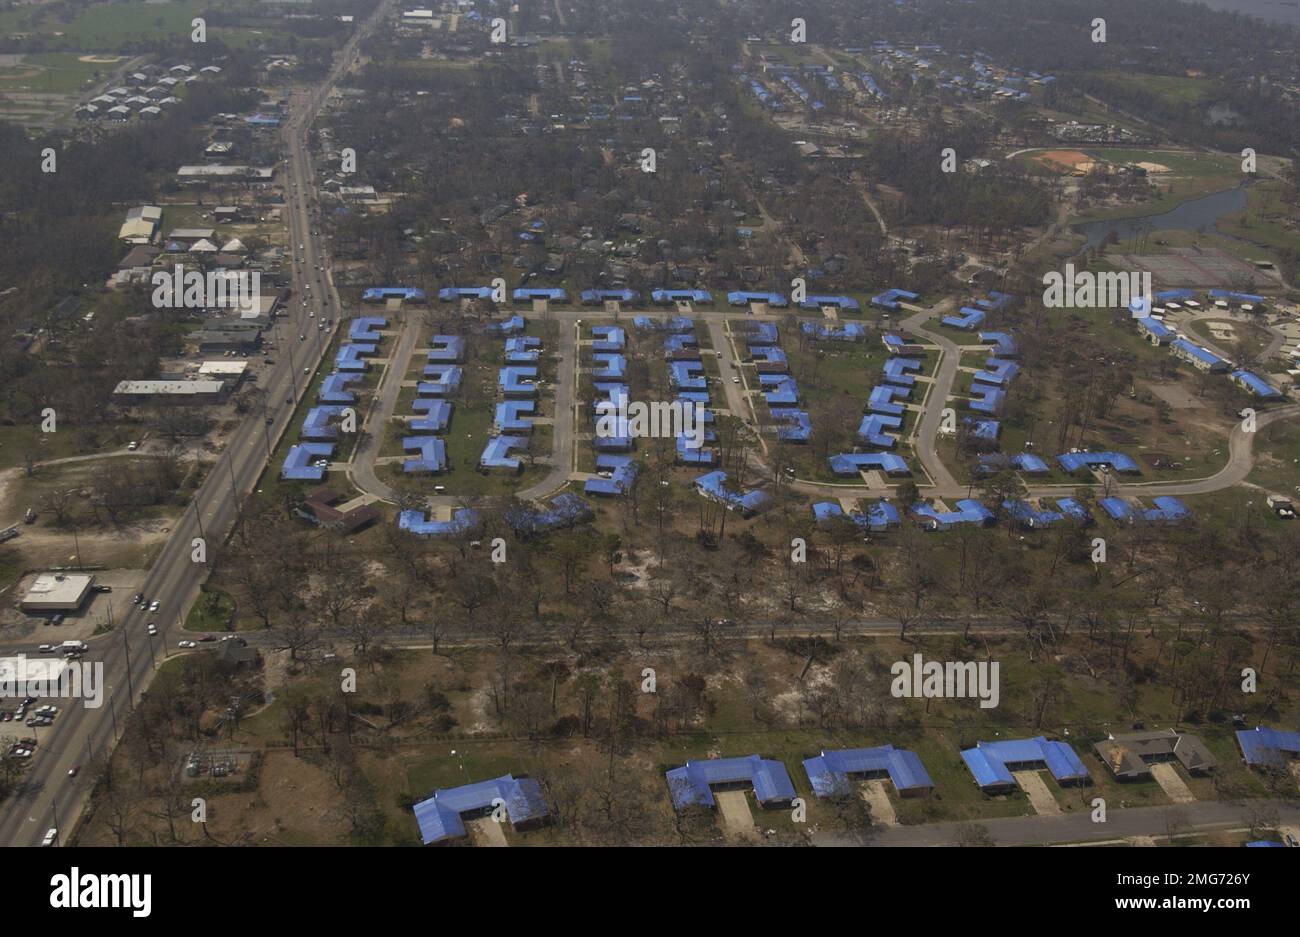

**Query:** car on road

left=68, top=766, right=79, bottom=778
left=148, top=600, right=160, bottom=612
left=198, top=635, right=217, bottom=643
left=37, top=644, right=54, bottom=654
left=300, top=334, right=306, bottom=341
left=265, top=416, right=274, bottom=426
left=127, top=440, right=138, bottom=451
left=132, top=592, right=143, bottom=605
left=731, top=376, right=740, bottom=383
left=1286, top=833, right=1299, bottom=847
left=41, top=829, right=57, bottom=847
left=147, top=623, right=158, bottom=636
left=178, top=640, right=197, bottom=649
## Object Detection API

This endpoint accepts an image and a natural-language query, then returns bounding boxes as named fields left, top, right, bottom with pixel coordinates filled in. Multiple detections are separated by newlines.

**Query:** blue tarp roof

left=302, top=405, right=347, bottom=441
left=764, top=378, right=800, bottom=406
left=319, top=372, right=362, bottom=403
left=868, top=384, right=911, bottom=416
left=1231, top=370, right=1282, bottom=398
left=349, top=316, right=386, bottom=342
left=494, top=400, right=534, bottom=433
left=411, top=398, right=452, bottom=433
left=581, top=289, right=639, bottom=304
left=362, top=287, right=425, bottom=301
left=438, top=286, right=494, bottom=301
left=506, top=493, right=593, bottom=535
left=402, top=436, right=447, bottom=473
left=912, top=499, right=994, bottom=528
left=695, top=470, right=772, bottom=514
left=1011, top=453, right=1049, bottom=474
left=962, top=737, right=1091, bottom=789
left=745, top=322, right=779, bottom=345
left=488, top=315, right=526, bottom=334
left=1144, top=496, right=1191, bottom=523
left=336, top=343, right=375, bottom=372
left=969, top=383, right=1005, bottom=415
left=799, top=295, right=861, bottom=312
left=727, top=291, right=788, bottom=307
left=1209, top=290, right=1264, bottom=304
left=1055, top=498, right=1092, bottom=523
left=651, top=289, right=714, bottom=304
left=1057, top=451, right=1140, bottom=474
left=942, top=306, right=986, bottom=330
left=666, top=755, right=796, bottom=811
left=513, top=287, right=568, bottom=302
left=1004, top=499, right=1065, bottom=528
left=413, top=774, right=549, bottom=844
left=750, top=346, right=788, bottom=367
left=591, top=325, right=626, bottom=351
left=770, top=407, right=811, bottom=442
left=584, top=454, right=639, bottom=495
left=1138, top=316, right=1174, bottom=342
left=427, top=335, right=465, bottom=363
left=480, top=435, right=528, bottom=469
left=973, top=358, right=1020, bottom=386
left=1236, top=726, right=1300, bottom=767
left=829, top=452, right=911, bottom=476
left=979, top=331, right=1018, bottom=357
left=804, top=746, right=934, bottom=796
left=882, top=357, right=923, bottom=387
left=499, top=366, right=539, bottom=396
left=1172, top=338, right=1227, bottom=369
left=871, top=288, right=918, bottom=310
left=281, top=442, right=334, bottom=481
left=858, top=413, right=902, bottom=448
left=1099, top=497, right=1135, bottom=521
left=670, top=360, right=707, bottom=390
left=419, top=366, right=462, bottom=396
left=802, top=321, right=866, bottom=341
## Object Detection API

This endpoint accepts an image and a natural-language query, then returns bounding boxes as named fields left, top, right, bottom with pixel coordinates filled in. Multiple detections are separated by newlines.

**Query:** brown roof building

left=1094, top=729, right=1217, bottom=781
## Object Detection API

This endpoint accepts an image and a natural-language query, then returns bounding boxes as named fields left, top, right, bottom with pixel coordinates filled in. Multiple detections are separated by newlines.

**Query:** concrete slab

left=859, top=780, right=898, bottom=827
left=1013, top=770, right=1062, bottom=816
left=1150, top=762, right=1195, bottom=804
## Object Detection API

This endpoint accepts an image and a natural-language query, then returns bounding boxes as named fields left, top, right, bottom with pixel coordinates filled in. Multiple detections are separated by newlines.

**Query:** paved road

left=349, top=314, right=420, bottom=503
left=814, top=799, right=1300, bottom=847
left=0, top=2, right=391, bottom=848
left=517, top=319, right=578, bottom=501
left=901, top=298, right=961, bottom=491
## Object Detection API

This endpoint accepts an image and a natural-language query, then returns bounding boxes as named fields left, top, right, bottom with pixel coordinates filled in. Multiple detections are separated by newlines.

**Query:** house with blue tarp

left=349, top=316, right=386, bottom=342
left=694, top=471, right=772, bottom=516
left=584, top=454, right=638, bottom=495
left=727, top=291, right=788, bottom=307
left=651, top=289, right=714, bottom=305
left=399, top=507, right=481, bottom=537
left=858, top=413, right=902, bottom=448
left=499, top=366, right=538, bottom=397
left=403, top=437, right=447, bottom=474
left=513, top=287, right=567, bottom=303
left=1231, top=370, right=1283, bottom=400
left=427, top=335, right=466, bottom=363
left=912, top=499, right=994, bottom=529
left=495, top=400, right=535, bottom=433
left=979, top=331, right=1019, bottom=357
left=438, top=286, right=495, bottom=302
left=592, top=325, right=625, bottom=351
left=961, top=737, right=1091, bottom=792
left=829, top=452, right=911, bottom=476
left=319, top=372, right=362, bottom=403
left=281, top=443, right=334, bottom=481
left=804, top=746, right=934, bottom=797
left=1235, top=726, right=1300, bottom=769
left=411, top=399, right=452, bottom=433
left=665, top=755, right=796, bottom=811
left=362, top=287, right=425, bottom=302
left=412, top=774, right=549, bottom=844
left=1058, top=451, right=1140, bottom=474
left=480, top=435, right=528, bottom=471
left=942, top=306, right=986, bottom=330
left=871, top=288, right=918, bottom=310
left=419, top=366, right=462, bottom=397
left=506, top=493, right=593, bottom=536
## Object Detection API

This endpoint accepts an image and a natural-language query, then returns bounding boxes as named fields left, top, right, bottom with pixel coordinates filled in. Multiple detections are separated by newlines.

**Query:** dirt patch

left=1146, top=382, right=1203, bottom=411
left=1031, top=149, right=1097, bottom=175
left=467, top=816, right=508, bottom=846
left=77, top=55, right=125, bottom=64
left=1012, top=770, right=1062, bottom=816
left=714, top=789, right=757, bottom=841
left=859, top=779, right=897, bottom=826
left=1149, top=762, right=1195, bottom=803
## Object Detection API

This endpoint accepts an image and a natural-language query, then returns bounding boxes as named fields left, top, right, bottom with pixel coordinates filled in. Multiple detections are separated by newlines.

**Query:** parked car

left=126, top=441, right=138, bottom=451
left=178, top=640, right=197, bottom=649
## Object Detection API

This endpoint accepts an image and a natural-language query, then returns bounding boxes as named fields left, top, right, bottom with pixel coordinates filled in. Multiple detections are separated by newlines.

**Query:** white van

left=41, top=828, right=57, bottom=847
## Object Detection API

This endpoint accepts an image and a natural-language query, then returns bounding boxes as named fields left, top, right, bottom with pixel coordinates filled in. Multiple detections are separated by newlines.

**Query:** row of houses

left=413, top=724, right=1299, bottom=843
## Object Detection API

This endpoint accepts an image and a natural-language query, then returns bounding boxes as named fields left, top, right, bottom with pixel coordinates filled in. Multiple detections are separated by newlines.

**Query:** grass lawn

left=184, top=586, right=235, bottom=632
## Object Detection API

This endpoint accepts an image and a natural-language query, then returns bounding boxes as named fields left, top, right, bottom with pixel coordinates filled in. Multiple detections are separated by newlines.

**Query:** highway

left=0, top=3, right=390, bottom=847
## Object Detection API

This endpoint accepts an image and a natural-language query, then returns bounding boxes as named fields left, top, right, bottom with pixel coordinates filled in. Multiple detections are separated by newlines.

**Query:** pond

left=1075, top=183, right=1251, bottom=250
